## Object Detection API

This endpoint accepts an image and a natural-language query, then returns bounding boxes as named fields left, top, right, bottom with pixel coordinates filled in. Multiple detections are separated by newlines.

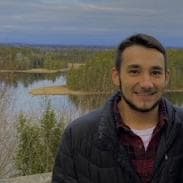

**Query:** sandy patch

left=30, top=86, right=183, bottom=96
left=30, top=85, right=108, bottom=96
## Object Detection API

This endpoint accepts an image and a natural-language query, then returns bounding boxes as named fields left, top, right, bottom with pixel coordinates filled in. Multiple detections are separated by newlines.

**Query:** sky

left=0, top=0, right=183, bottom=47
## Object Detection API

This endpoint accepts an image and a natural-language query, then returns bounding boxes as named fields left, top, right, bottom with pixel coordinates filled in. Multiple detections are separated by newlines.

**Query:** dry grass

left=31, top=86, right=183, bottom=96
left=67, top=63, right=85, bottom=69
left=30, top=85, right=110, bottom=96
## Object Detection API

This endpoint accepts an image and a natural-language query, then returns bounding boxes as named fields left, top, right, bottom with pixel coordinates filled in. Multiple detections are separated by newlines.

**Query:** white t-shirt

left=131, top=126, right=155, bottom=151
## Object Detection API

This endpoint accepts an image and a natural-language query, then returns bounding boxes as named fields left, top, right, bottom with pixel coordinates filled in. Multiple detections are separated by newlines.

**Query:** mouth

left=134, top=91, right=157, bottom=96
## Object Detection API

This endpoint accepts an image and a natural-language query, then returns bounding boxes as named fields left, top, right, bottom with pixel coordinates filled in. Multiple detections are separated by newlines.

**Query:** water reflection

left=69, top=92, right=183, bottom=114
left=0, top=72, right=62, bottom=88
left=69, top=94, right=111, bottom=112
left=13, top=73, right=68, bottom=115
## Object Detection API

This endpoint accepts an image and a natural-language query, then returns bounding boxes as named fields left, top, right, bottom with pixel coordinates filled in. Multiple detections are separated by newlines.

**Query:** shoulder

left=174, top=106, right=183, bottom=120
left=164, top=97, right=183, bottom=123
left=63, top=93, right=115, bottom=143
left=65, top=107, right=103, bottom=139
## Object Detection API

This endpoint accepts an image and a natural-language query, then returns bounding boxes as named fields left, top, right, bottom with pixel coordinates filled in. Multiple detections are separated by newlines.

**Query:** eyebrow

left=127, top=64, right=140, bottom=69
left=127, top=65, right=163, bottom=70
left=151, top=66, right=163, bottom=70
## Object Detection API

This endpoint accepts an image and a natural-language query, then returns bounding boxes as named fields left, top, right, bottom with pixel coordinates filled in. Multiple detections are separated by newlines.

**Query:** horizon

left=0, top=42, right=183, bottom=49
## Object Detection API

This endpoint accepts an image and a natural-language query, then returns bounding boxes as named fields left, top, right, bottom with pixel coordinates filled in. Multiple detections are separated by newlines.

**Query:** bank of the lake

left=0, top=68, right=69, bottom=73
left=0, top=63, right=85, bottom=74
left=31, top=85, right=183, bottom=96
left=30, top=85, right=112, bottom=95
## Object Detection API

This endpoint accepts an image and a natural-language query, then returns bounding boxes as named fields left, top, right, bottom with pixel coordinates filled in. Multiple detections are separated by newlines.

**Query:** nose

left=139, top=74, right=154, bottom=89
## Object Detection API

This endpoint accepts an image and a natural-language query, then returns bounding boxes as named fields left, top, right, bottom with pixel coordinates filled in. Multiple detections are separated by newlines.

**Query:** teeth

left=135, top=93, right=154, bottom=96
left=137, top=94, right=150, bottom=96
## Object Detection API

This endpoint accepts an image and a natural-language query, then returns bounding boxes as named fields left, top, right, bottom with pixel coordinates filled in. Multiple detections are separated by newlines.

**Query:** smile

left=134, top=91, right=157, bottom=96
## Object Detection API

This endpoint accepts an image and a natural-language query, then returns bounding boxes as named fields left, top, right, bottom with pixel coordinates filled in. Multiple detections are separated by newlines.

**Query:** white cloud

left=78, top=3, right=157, bottom=15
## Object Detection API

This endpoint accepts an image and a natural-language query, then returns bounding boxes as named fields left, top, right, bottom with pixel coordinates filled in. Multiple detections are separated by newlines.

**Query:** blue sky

left=0, top=0, right=183, bottom=47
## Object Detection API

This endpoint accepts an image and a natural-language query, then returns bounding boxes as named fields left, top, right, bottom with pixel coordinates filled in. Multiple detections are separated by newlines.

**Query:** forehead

left=121, top=45, right=165, bottom=68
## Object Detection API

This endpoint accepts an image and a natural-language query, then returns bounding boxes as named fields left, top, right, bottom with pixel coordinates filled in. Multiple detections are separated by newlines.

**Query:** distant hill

left=0, top=43, right=114, bottom=51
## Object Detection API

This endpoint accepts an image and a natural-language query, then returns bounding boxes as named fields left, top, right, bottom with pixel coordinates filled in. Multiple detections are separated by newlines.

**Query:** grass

left=30, top=85, right=112, bottom=96
left=30, top=84, right=183, bottom=96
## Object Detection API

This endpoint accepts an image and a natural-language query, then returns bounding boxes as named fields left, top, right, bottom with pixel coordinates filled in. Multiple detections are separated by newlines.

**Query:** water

left=1, top=72, right=183, bottom=121
left=11, top=74, right=82, bottom=121
left=0, top=72, right=107, bottom=122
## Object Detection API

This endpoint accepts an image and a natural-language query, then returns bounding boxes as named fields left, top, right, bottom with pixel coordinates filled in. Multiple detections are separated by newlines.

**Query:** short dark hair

left=115, top=33, right=167, bottom=71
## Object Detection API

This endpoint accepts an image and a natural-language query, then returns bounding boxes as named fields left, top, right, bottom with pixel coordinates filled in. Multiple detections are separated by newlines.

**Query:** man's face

left=112, top=45, right=169, bottom=112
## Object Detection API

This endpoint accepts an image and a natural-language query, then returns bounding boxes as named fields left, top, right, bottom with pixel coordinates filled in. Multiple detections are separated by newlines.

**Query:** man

left=52, top=34, right=183, bottom=183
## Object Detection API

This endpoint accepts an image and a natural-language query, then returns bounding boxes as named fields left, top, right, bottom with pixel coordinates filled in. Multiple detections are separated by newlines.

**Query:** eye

left=128, top=70, right=140, bottom=75
left=151, top=70, right=162, bottom=76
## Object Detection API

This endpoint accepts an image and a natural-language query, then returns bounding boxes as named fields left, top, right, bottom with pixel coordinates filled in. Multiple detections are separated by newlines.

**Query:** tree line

left=67, top=48, right=183, bottom=91
left=0, top=46, right=99, bottom=70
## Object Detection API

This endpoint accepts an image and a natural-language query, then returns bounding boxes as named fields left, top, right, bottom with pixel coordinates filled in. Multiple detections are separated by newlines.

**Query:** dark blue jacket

left=52, top=94, right=183, bottom=183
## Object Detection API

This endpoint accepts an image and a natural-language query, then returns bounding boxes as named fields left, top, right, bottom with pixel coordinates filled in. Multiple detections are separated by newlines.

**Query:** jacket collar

left=155, top=97, right=182, bottom=168
left=95, top=92, right=142, bottom=182
left=95, top=95, right=132, bottom=159
left=96, top=92, right=119, bottom=151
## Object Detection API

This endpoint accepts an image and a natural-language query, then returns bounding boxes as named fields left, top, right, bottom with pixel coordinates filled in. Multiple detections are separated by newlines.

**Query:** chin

left=135, top=106, right=157, bottom=113
left=133, top=100, right=160, bottom=112
left=122, top=94, right=161, bottom=113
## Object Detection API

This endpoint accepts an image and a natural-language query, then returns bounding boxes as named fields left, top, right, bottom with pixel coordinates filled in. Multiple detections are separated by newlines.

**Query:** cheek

left=157, top=80, right=167, bottom=88
left=121, top=81, right=130, bottom=90
left=121, top=83, right=134, bottom=95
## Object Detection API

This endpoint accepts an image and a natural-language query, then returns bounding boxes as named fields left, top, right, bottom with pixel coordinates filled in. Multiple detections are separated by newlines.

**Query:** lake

left=0, top=72, right=111, bottom=122
left=0, top=72, right=183, bottom=122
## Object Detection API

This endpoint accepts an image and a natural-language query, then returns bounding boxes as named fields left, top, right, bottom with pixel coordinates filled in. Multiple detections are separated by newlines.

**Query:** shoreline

left=0, top=68, right=69, bottom=74
left=0, top=64, right=85, bottom=74
left=30, top=85, right=183, bottom=96
left=30, top=85, right=112, bottom=96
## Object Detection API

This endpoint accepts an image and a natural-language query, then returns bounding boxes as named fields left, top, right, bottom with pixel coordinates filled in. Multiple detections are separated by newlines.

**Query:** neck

left=118, top=99, right=159, bottom=130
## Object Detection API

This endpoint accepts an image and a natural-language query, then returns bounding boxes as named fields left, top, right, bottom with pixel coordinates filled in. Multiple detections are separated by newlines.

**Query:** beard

left=118, top=78, right=162, bottom=113
left=121, top=91, right=161, bottom=113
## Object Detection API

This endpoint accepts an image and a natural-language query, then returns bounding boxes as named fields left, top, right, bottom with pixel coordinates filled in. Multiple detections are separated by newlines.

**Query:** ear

left=112, top=67, right=120, bottom=87
left=165, top=70, right=170, bottom=87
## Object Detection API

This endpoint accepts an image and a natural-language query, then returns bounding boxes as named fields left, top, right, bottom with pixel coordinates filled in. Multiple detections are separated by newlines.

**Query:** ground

left=30, top=85, right=110, bottom=95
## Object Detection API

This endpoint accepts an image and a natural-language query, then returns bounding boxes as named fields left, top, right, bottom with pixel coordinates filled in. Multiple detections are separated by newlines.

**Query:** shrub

left=15, top=102, right=65, bottom=175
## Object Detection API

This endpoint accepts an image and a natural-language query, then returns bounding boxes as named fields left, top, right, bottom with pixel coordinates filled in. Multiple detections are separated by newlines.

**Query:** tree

left=16, top=101, right=65, bottom=175
left=0, top=84, right=16, bottom=177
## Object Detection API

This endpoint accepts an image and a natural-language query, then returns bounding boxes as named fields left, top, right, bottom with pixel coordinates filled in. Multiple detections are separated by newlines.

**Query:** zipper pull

left=165, top=154, right=168, bottom=160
